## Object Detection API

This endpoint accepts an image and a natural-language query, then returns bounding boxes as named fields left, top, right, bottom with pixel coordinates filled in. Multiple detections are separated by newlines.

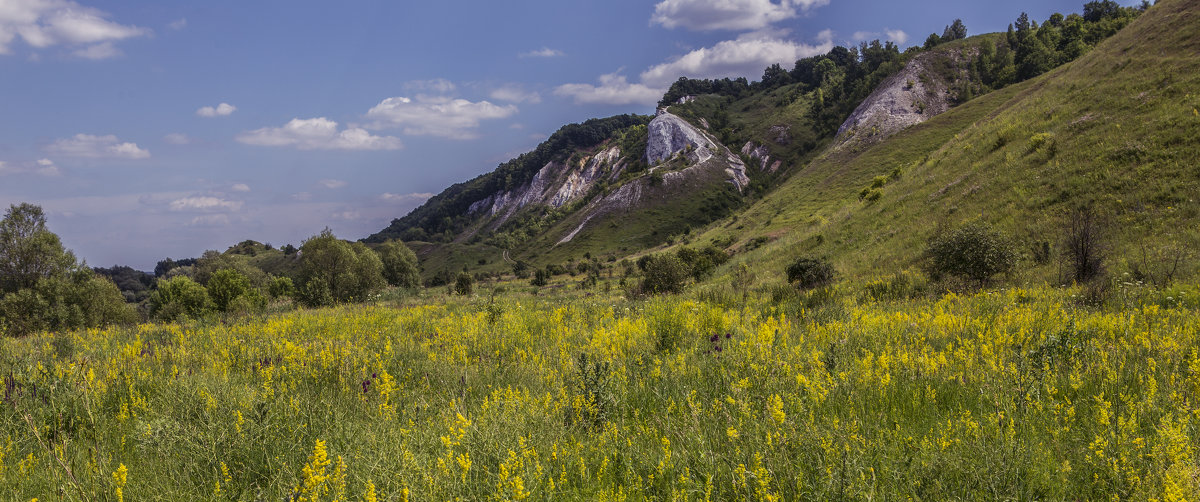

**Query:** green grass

left=691, top=0, right=1200, bottom=289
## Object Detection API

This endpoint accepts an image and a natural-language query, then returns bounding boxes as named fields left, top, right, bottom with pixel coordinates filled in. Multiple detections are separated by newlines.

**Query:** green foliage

left=296, top=229, right=386, bottom=307
left=0, top=203, right=77, bottom=295
left=924, top=222, right=1017, bottom=285
left=676, top=245, right=730, bottom=281
left=206, top=268, right=262, bottom=313
left=453, top=273, right=475, bottom=296
left=530, top=268, right=550, bottom=287
left=786, top=257, right=837, bottom=290
left=569, top=353, right=615, bottom=429
left=638, top=253, right=690, bottom=295
left=268, top=276, right=295, bottom=299
left=0, top=270, right=135, bottom=337
left=377, top=240, right=421, bottom=289
left=0, top=203, right=134, bottom=336
left=149, top=275, right=213, bottom=322
left=92, top=265, right=154, bottom=303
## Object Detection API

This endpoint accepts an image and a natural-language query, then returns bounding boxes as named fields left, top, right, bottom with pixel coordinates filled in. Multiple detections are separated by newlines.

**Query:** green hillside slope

left=695, top=0, right=1199, bottom=286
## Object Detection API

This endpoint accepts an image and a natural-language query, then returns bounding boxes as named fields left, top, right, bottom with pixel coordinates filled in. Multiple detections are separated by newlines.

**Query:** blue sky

left=0, top=0, right=1138, bottom=270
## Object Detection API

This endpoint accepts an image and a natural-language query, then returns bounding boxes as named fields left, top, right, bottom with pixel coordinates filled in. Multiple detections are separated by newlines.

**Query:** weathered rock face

left=646, top=110, right=718, bottom=165
left=835, top=48, right=976, bottom=148
left=466, top=145, right=623, bottom=231
left=646, top=110, right=749, bottom=189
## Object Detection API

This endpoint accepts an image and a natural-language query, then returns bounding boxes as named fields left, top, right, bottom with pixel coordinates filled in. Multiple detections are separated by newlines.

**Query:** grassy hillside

left=693, top=0, right=1199, bottom=288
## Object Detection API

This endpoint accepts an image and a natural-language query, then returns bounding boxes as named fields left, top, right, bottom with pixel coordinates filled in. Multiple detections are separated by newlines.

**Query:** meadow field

left=3, top=280, right=1200, bottom=500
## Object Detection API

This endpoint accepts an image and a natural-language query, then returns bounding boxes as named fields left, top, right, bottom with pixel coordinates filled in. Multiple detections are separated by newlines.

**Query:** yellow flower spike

left=362, top=479, right=378, bottom=502
left=112, top=463, right=128, bottom=502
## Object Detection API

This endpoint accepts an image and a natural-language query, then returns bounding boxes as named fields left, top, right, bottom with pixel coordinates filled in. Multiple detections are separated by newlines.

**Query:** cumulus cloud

left=318, top=179, right=347, bottom=189
left=553, top=71, right=665, bottom=106
left=379, top=192, right=433, bottom=203
left=556, top=30, right=831, bottom=106
left=168, top=196, right=242, bottom=213
left=885, top=29, right=908, bottom=45
left=365, top=96, right=518, bottom=139
left=650, top=0, right=829, bottom=32
left=47, top=133, right=150, bottom=159
left=519, top=47, right=564, bottom=58
left=196, top=102, right=236, bottom=117
left=230, top=183, right=250, bottom=192
left=639, top=30, right=833, bottom=87
left=490, top=85, right=541, bottom=104
left=236, top=117, right=403, bottom=150
left=35, top=158, right=61, bottom=176
left=0, top=0, right=150, bottom=57
left=163, top=133, right=192, bottom=145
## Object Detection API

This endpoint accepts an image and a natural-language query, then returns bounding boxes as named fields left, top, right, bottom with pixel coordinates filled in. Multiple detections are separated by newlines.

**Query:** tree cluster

left=0, top=204, right=135, bottom=336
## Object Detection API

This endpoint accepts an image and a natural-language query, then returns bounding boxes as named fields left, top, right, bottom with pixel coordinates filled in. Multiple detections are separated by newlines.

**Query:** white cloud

left=35, top=158, right=61, bottom=176
left=853, top=29, right=908, bottom=45
left=47, top=133, right=150, bottom=159
left=168, top=196, right=242, bottom=213
left=639, top=31, right=833, bottom=87
left=237, top=117, right=403, bottom=150
left=0, top=0, right=150, bottom=56
left=365, top=96, right=518, bottom=139
left=230, top=183, right=250, bottom=192
left=72, top=40, right=118, bottom=59
left=331, top=210, right=361, bottom=221
left=379, top=192, right=433, bottom=203
left=196, top=102, right=236, bottom=117
left=291, top=192, right=312, bottom=201
left=650, top=0, right=829, bottom=32
left=187, top=214, right=230, bottom=227
left=168, top=18, right=187, bottom=30
left=490, top=85, right=541, bottom=104
left=404, top=78, right=456, bottom=93
left=318, top=179, right=347, bottom=189
left=163, top=133, right=192, bottom=145
left=554, top=71, right=665, bottom=106
left=519, top=47, right=564, bottom=58
left=0, top=158, right=61, bottom=176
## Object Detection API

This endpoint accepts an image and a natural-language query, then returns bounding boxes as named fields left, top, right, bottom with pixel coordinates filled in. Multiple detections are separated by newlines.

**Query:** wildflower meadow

left=2, top=282, right=1199, bottom=500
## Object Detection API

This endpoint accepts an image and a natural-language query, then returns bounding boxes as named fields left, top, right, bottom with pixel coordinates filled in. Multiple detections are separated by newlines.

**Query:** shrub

left=530, top=268, right=550, bottom=287
left=149, top=276, right=212, bottom=322
left=639, top=253, right=689, bottom=295
left=377, top=240, right=421, bottom=288
left=454, top=273, right=475, bottom=296
left=297, top=229, right=386, bottom=305
left=1063, top=208, right=1108, bottom=284
left=207, top=268, right=252, bottom=312
left=268, top=276, right=295, bottom=299
left=924, top=221, right=1016, bottom=286
left=786, top=257, right=836, bottom=290
left=1, top=271, right=135, bottom=336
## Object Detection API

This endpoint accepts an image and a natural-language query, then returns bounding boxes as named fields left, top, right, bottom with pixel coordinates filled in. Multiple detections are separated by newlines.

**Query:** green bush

left=924, top=221, right=1016, bottom=286
left=531, top=268, right=550, bottom=287
left=786, top=257, right=836, bottom=290
left=207, top=268, right=252, bottom=312
left=454, top=273, right=475, bottom=296
left=268, top=276, right=295, bottom=299
left=639, top=253, right=689, bottom=295
left=377, top=240, right=421, bottom=289
left=297, top=229, right=386, bottom=306
left=149, top=276, right=213, bottom=322
left=0, top=271, right=135, bottom=336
